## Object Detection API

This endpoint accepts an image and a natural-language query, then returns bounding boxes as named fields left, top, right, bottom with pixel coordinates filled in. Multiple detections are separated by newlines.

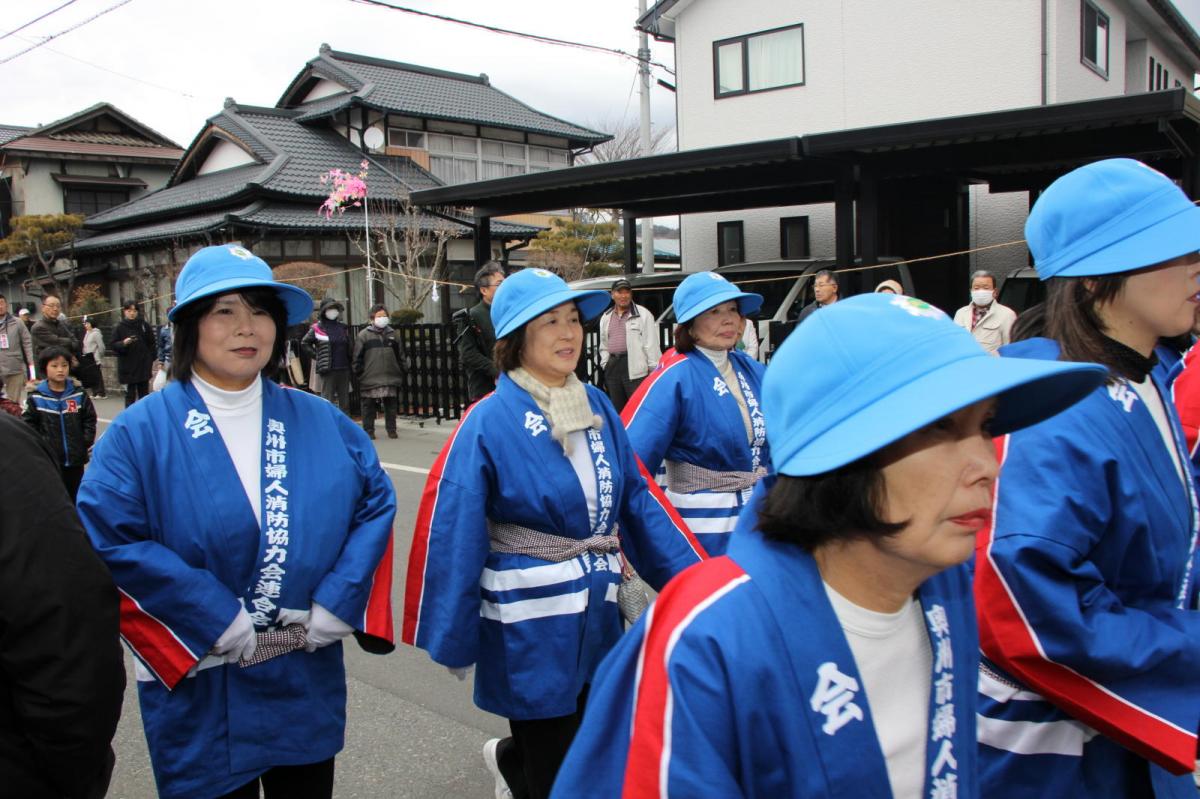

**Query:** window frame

left=713, top=23, right=806, bottom=99
left=1080, top=0, right=1110, bottom=80
left=779, top=216, right=811, bottom=259
left=717, top=221, right=745, bottom=267
left=62, top=187, right=129, bottom=217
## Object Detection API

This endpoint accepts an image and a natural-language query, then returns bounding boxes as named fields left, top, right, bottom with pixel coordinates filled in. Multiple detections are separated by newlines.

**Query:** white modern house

left=638, top=0, right=1200, bottom=279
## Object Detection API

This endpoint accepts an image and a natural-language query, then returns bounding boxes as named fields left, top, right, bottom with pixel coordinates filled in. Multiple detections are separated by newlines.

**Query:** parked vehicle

left=997, top=266, right=1043, bottom=314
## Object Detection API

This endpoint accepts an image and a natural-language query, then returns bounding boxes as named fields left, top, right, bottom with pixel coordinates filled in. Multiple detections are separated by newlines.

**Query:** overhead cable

left=0, top=0, right=134, bottom=67
left=348, top=0, right=676, bottom=77
left=0, top=0, right=80, bottom=43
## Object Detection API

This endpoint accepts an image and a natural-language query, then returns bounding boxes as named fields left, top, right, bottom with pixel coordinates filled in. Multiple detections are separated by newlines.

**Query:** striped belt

left=666, top=460, right=767, bottom=494
left=488, top=520, right=619, bottom=563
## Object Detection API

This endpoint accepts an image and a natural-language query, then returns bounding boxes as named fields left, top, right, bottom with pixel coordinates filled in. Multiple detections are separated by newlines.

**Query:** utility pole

left=638, top=0, right=655, bottom=274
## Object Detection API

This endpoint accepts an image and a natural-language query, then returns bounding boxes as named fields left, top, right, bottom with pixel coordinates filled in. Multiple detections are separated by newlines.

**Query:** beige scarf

left=508, top=367, right=602, bottom=454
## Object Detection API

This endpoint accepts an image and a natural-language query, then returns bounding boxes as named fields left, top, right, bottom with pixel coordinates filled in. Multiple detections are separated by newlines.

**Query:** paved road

left=91, top=396, right=509, bottom=799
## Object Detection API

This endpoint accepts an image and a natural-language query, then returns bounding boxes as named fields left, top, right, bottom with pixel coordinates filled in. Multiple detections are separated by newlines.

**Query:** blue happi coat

left=622, top=349, right=769, bottom=556
left=77, top=379, right=396, bottom=799
left=554, top=479, right=979, bottom=799
left=976, top=338, right=1200, bottom=798
left=402, top=374, right=705, bottom=720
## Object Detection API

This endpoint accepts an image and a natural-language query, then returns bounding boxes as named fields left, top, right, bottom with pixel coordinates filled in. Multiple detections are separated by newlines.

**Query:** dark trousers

left=362, top=395, right=396, bottom=434
left=603, top=354, right=645, bottom=413
left=62, top=464, right=84, bottom=501
left=496, top=687, right=588, bottom=799
left=124, top=380, right=149, bottom=408
left=321, top=369, right=352, bottom=415
left=217, top=758, right=335, bottom=799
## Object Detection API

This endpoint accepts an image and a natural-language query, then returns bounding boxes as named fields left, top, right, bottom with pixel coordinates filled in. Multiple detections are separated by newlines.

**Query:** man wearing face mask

left=302, top=297, right=354, bottom=415
left=353, top=304, right=405, bottom=439
left=953, top=270, right=1016, bottom=354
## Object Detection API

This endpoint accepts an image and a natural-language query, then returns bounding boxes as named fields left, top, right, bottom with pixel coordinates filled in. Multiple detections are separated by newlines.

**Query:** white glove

left=447, top=665, right=474, bottom=682
left=304, top=602, right=354, bottom=652
left=211, top=606, right=257, bottom=664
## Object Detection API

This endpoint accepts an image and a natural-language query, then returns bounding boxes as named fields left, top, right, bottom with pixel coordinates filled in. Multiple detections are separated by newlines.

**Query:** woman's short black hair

left=673, top=322, right=696, bottom=353
left=756, top=457, right=906, bottom=553
left=171, top=288, right=287, bottom=383
left=493, top=325, right=527, bottom=373
left=121, top=299, right=138, bottom=311
left=369, top=303, right=388, bottom=317
left=37, top=345, right=72, bottom=375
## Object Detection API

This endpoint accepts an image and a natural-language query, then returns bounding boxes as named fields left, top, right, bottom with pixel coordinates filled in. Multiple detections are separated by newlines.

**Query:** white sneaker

left=482, top=738, right=513, bottom=799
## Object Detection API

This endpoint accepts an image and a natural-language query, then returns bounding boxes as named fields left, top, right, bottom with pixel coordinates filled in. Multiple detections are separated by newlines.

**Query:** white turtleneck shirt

left=191, top=373, right=264, bottom=526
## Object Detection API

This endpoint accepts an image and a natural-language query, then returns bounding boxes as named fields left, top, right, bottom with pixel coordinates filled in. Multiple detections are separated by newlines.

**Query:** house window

left=387, top=128, right=426, bottom=148
left=1081, top=1, right=1109, bottom=78
left=63, top=188, right=128, bottom=216
left=780, top=216, right=810, bottom=259
left=1149, top=56, right=1157, bottom=90
left=481, top=140, right=527, bottom=180
left=717, top=221, right=745, bottom=266
left=714, top=24, right=805, bottom=98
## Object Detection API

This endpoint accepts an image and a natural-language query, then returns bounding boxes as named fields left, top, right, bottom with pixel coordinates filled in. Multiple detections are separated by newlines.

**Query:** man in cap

left=0, top=294, right=33, bottom=404
left=599, top=277, right=661, bottom=411
left=953, top=270, right=1016, bottom=353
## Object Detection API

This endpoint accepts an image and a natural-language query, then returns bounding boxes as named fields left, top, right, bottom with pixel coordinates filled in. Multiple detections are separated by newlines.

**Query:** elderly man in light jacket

left=0, top=294, right=33, bottom=403
left=953, top=269, right=1017, bottom=354
left=599, top=278, right=661, bottom=412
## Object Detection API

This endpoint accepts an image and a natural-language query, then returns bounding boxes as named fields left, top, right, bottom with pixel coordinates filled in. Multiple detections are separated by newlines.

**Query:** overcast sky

left=0, top=0, right=679, bottom=146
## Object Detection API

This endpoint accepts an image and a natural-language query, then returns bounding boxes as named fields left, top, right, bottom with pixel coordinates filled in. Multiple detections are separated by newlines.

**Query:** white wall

left=198, top=139, right=256, bottom=175
left=670, top=0, right=1199, bottom=274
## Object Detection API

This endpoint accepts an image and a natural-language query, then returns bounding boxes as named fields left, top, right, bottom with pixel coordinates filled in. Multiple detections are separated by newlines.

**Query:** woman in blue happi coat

left=975, top=159, right=1200, bottom=798
left=77, top=245, right=397, bottom=799
left=554, top=292, right=1103, bottom=799
left=622, top=271, right=768, bottom=556
left=402, top=268, right=706, bottom=799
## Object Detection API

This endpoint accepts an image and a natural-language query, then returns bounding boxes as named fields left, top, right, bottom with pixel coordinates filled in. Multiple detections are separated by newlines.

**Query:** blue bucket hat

left=1027, top=158, right=1200, bottom=280
left=169, top=244, right=313, bottom=325
left=491, top=268, right=611, bottom=339
left=673, top=271, right=763, bottom=324
left=764, top=294, right=1106, bottom=476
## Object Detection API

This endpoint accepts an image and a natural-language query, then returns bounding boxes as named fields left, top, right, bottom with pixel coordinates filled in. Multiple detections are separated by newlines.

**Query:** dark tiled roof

left=0, top=124, right=32, bottom=146
left=86, top=104, right=441, bottom=229
left=1, top=135, right=184, bottom=161
left=288, top=49, right=608, bottom=145
left=73, top=209, right=232, bottom=252
left=85, top=162, right=265, bottom=228
left=74, top=200, right=541, bottom=253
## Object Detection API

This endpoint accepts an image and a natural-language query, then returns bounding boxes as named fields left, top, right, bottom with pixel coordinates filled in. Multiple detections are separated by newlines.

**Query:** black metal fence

left=322, top=320, right=676, bottom=424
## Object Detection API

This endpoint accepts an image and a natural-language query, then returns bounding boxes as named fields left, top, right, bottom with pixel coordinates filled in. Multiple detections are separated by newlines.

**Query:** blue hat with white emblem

left=764, top=293, right=1106, bottom=476
left=673, top=271, right=763, bottom=324
left=169, top=244, right=314, bottom=325
left=491, top=268, right=611, bottom=339
left=1027, top=158, right=1200, bottom=280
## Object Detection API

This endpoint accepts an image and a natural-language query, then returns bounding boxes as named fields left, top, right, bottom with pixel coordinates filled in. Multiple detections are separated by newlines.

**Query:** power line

left=348, top=0, right=676, bottom=78
left=0, top=0, right=134, bottom=67
left=14, top=34, right=206, bottom=100
left=0, top=0, right=80, bottom=43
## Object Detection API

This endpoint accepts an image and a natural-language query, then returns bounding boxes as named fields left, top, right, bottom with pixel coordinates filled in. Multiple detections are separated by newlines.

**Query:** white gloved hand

left=211, top=606, right=257, bottom=664
left=447, top=665, right=474, bottom=682
left=304, top=602, right=354, bottom=652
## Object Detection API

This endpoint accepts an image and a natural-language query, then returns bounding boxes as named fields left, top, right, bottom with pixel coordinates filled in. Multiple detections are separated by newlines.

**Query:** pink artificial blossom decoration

left=318, top=162, right=370, bottom=219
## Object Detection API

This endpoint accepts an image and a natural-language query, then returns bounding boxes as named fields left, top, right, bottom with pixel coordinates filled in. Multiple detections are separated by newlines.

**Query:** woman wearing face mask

left=403, top=268, right=705, bottom=799
left=301, top=298, right=353, bottom=414
left=552, top=293, right=1102, bottom=798
left=974, top=159, right=1200, bottom=798
left=621, top=272, right=768, bottom=556
left=353, top=304, right=405, bottom=440
left=77, top=245, right=396, bottom=799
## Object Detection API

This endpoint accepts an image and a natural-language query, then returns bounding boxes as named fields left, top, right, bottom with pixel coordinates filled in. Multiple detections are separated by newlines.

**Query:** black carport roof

left=411, top=88, right=1200, bottom=218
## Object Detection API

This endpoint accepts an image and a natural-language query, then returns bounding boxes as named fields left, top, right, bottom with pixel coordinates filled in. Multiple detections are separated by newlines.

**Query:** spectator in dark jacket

left=301, top=297, right=353, bottom=414
left=23, top=346, right=97, bottom=500
left=353, top=303, right=405, bottom=439
left=457, top=262, right=503, bottom=401
left=0, top=411, right=124, bottom=799
left=29, top=295, right=80, bottom=375
left=111, top=300, right=156, bottom=407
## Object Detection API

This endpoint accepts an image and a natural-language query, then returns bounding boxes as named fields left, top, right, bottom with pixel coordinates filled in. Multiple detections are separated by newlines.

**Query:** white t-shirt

left=1130, top=375, right=1187, bottom=488
left=825, top=582, right=932, bottom=799
left=192, top=374, right=263, bottom=526
left=565, top=430, right=598, bottom=526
